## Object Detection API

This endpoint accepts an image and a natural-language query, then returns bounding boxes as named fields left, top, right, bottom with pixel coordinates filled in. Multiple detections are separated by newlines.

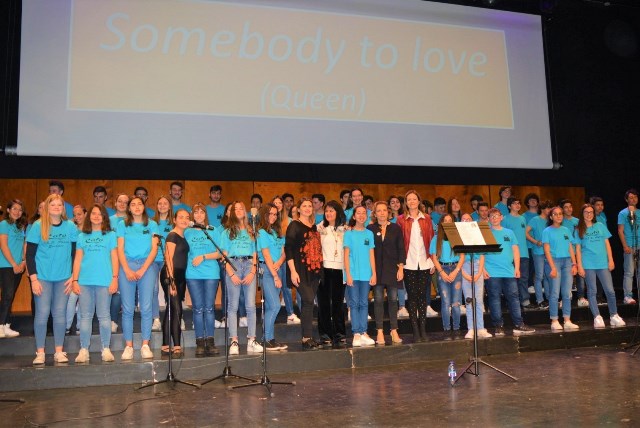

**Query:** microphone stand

left=623, top=210, right=640, bottom=355
left=139, top=235, right=199, bottom=390
left=201, top=225, right=258, bottom=386
left=230, top=213, right=296, bottom=397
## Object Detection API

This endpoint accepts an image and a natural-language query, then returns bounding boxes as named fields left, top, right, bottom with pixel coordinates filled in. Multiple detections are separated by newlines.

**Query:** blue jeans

left=119, top=259, right=158, bottom=342
left=398, top=287, right=407, bottom=307
left=486, top=277, right=523, bottom=327
left=78, top=285, right=112, bottom=349
left=623, top=250, right=637, bottom=299
left=348, top=280, right=370, bottom=334
left=532, top=254, right=550, bottom=303
left=225, top=258, right=256, bottom=338
left=545, top=257, right=573, bottom=320
left=153, top=261, right=164, bottom=319
left=66, top=291, right=78, bottom=330
left=110, top=292, right=121, bottom=325
left=438, top=264, right=462, bottom=331
left=261, top=263, right=285, bottom=341
left=34, top=280, right=69, bottom=349
left=517, top=257, right=531, bottom=305
left=187, top=278, right=219, bottom=339
left=462, top=259, right=485, bottom=330
left=584, top=269, right=618, bottom=318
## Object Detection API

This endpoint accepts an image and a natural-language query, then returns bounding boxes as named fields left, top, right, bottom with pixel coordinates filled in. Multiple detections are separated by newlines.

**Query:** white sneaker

left=426, top=305, right=439, bottom=317
left=54, top=351, right=68, bottom=363
left=563, top=320, right=579, bottom=330
left=528, top=286, right=535, bottom=294
left=151, top=318, right=161, bottom=331
left=459, top=305, right=466, bottom=316
left=33, top=352, right=45, bottom=365
left=610, top=314, right=626, bottom=327
left=247, top=339, right=263, bottom=353
left=624, top=296, right=637, bottom=305
left=111, top=321, right=118, bottom=333
left=352, top=335, right=362, bottom=347
left=140, top=344, right=153, bottom=359
left=180, top=319, right=186, bottom=331
left=0, top=325, right=4, bottom=338
left=577, top=297, right=589, bottom=307
left=464, top=329, right=474, bottom=339
left=215, top=319, right=226, bottom=328
left=3, top=323, right=19, bottom=338
left=102, top=348, right=115, bottom=362
left=286, top=314, right=301, bottom=325
left=229, top=341, right=239, bottom=355
left=397, top=307, right=410, bottom=319
left=280, top=298, right=285, bottom=307
left=121, top=346, right=134, bottom=360
left=239, top=317, right=248, bottom=328
left=360, top=334, right=375, bottom=346
left=75, top=348, right=90, bottom=363
left=367, top=314, right=372, bottom=320
left=478, top=329, right=493, bottom=338
left=593, top=315, right=605, bottom=329
left=551, top=321, right=563, bottom=331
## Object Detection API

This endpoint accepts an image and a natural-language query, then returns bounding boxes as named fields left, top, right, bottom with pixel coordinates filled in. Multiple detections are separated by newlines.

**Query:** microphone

left=189, top=221, right=214, bottom=230
left=630, top=206, right=636, bottom=226
left=153, top=233, right=165, bottom=240
left=250, top=207, right=258, bottom=226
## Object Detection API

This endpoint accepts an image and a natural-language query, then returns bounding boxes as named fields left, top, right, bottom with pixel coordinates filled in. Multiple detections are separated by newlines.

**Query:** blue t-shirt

left=523, top=211, right=538, bottom=249
left=206, top=205, right=225, bottom=228
left=542, top=225, right=573, bottom=259
left=77, top=231, right=117, bottom=287
left=596, top=212, right=607, bottom=226
left=106, top=207, right=116, bottom=217
left=109, top=214, right=125, bottom=231
left=484, top=227, right=517, bottom=278
left=431, top=212, right=442, bottom=229
left=561, top=217, right=578, bottom=240
left=429, top=235, right=459, bottom=263
left=64, top=202, right=74, bottom=220
left=185, top=227, right=221, bottom=280
left=314, top=213, right=325, bottom=225
left=344, top=228, right=375, bottom=281
left=344, top=207, right=371, bottom=225
left=618, top=207, right=640, bottom=248
left=527, top=216, right=548, bottom=256
left=471, top=211, right=480, bottom=222
left=220, top=228, right=255, bottom=257
left=576, top=223, right=611, bottom=270
left=501, top=214, right=528, bottom=259
left=0, top=220, right=25, bottom=267
left=116, top=220, right=158, bottom=260
left=173, top=203, right=191, bottom=213
left=26, top=220, right=78, bottom=281
left=154, top=219, right=173, bottom=262
left=494, top=202, right=509, bottom=216
left=257, top=229, right=285, bottom=263
left=145, top=207, right=156, bottom=218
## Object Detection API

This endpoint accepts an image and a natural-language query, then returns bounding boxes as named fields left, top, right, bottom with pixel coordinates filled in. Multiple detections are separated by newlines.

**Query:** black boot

left=419, top=319, right=428, bottom=342
left=195, top=338, right=206, bottom=357
left=411, top=318, right=421, bottom=343
left=205, top=337, right=219, bottom=356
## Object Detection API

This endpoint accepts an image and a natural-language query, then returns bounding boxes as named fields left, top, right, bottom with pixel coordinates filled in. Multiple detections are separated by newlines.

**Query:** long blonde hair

left=40, top=194, right=67, bottom=241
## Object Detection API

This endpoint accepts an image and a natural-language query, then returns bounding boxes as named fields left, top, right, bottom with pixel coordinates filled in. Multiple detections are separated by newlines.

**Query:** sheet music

left=455, top=222, right=486, bottom=245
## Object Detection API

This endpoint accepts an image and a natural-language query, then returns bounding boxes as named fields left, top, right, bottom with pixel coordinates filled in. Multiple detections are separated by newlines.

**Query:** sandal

left=390, top=330, right=403, bottom=345
left=376, top=332, right=386, bottom=346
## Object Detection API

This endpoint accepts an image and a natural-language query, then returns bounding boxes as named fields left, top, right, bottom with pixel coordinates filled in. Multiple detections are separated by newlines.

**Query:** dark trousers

left=160, top=266, right=186, bottom=347
left=0, top=267, right=23, bottom=324
left=374, top=285, right=399, bottom=330
left=297, top=278, right=320, bottom=339
left=404, top=269, right=430, bottom=325
left=317, top=268, right=346, bottom=341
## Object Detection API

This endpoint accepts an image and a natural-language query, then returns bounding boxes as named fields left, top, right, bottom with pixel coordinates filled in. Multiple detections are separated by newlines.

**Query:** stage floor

left=2, top=346, right=639, bottom=427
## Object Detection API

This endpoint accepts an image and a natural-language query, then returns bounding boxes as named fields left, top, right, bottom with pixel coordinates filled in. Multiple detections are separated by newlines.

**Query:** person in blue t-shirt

left=151, top=196, right=174, bottom=331
left=344, top=206, right=376, bottom=347
left=484, top=208, right=534, bottom=336
left=617, top=188, right=640, bottom=305
left=26, top=194, right=78, bottom=365
left=575, top=203, right=626, bottom=329
left=0, top=199, right=27, bottom=338
left=257, top=203, right=289, bottom=352
left=48, top=180, right=74, bottom=219
left=560, top=199, right=585, bottom=305
left=71, top=205, right=118, bottom=363
left=186, top=203, right=222, bottom=357
left=271, top=195, right=300, bottom=322
left=134, top=187, right=155, bottom=218
left=312, top=193, right=326, bottom=225
left=105, top=194, right=128, bottom=334
left=117, top=196, right=159, bottom=361
left=93, top=186, right=116, bottom=217
left=525, top=199, right=552, bottom=308
left=543, top=206, right=579, bottom=331
left=206, top=184, right=225, bottom=228
left=430, top=214, right=464, bottom=336
left=469, top=195, right=484, bottom=222
left=431, top=197, right=446, bottom=228
left=344, top=188, right=371, bottom=226
left=493, top=186, right=511, bottom=216
left=501, top=197, right=533, bottom=309
left=169, top=181, right=191, bottom=213
left=388, top=195, right=403, bottom=224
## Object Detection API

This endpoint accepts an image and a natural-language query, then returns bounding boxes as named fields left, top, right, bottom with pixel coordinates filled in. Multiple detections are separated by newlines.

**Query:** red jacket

left=396, top=213, right=435, bottom=258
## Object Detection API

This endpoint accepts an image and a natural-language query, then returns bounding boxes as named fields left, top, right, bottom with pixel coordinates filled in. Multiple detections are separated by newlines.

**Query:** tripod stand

left=139, top=234, right=199, bottom=390
left=230, top=257, right=295, bottom=396
left=201, top=228, right=257, bottom=387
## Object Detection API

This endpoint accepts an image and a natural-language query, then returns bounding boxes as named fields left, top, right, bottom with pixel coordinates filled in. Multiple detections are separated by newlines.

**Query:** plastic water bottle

left=448, top=360, right=457, bottom=385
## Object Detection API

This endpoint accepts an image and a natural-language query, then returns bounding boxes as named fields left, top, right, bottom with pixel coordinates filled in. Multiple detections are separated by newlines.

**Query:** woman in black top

left=368, top=201, right=405, bottom=345
left=285, top=197, right=323, bottom=350
left=161, top=209, right=191, bottom=357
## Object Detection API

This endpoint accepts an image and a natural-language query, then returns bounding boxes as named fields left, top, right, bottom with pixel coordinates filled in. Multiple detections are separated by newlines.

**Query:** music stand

left=442, top=222, right=518, bottom=384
